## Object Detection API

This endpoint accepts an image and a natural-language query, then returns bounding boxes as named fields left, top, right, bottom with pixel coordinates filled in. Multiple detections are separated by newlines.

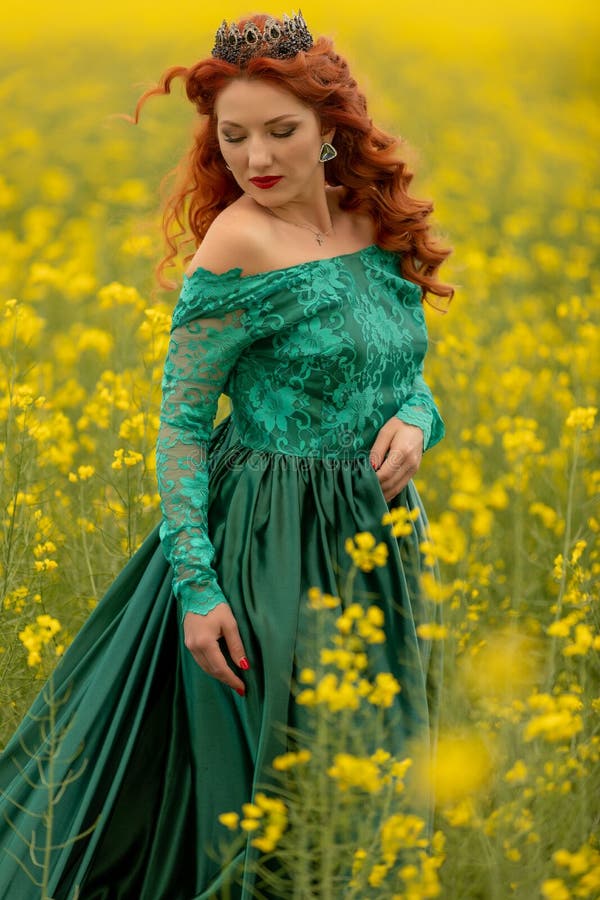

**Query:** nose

left=247, top=136, right=273, bottom=170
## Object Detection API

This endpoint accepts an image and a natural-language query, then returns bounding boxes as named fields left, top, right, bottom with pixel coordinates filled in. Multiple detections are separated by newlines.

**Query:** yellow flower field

left=1, top=1, right=598, bottom=897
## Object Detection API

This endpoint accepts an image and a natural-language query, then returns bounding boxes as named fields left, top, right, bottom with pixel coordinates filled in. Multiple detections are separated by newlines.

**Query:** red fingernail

left=239, top=657, right=250, bottom=670
left=235, top=687, right=246, bottom=697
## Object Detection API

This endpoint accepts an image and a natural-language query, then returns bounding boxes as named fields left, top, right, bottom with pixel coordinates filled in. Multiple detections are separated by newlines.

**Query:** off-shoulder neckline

left=182, top=243, right=386, bottom=285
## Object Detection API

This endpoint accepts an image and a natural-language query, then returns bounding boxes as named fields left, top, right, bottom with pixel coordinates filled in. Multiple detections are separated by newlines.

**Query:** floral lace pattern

left=156, top=245, right=444, bottom=619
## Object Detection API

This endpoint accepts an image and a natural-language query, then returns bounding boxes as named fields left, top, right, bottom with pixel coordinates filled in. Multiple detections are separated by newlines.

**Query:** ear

left=321, top=126, right=336, bottom=144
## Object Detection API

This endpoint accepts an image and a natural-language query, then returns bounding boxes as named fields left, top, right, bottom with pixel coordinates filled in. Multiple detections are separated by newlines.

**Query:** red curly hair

left=130, top=14, right=453, bottom=307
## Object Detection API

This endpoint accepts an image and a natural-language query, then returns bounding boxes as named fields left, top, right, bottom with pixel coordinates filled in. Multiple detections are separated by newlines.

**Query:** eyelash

left=223, top=128, right=296, bottom=144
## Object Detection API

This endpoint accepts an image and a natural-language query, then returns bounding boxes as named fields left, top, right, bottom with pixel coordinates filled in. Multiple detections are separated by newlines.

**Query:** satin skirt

left=0, top=416, right=441, bottom=900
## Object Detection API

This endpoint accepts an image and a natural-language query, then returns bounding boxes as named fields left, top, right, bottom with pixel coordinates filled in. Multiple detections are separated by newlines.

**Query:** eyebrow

left=219, top=114, right=300, bottom=127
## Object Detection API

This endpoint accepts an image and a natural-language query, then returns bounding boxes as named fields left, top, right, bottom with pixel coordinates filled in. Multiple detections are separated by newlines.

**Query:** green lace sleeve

left=156, top=269, right=255, bottom=623
left=395, top=361, right=445, bottom=451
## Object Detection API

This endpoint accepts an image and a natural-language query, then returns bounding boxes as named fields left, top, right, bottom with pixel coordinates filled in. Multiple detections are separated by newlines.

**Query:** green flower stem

left=40, top=674, right=57, bottom=900
left=546, top=432, right=580, bottom=687
left=316, top=696, right=336, bottom=898
left=78, top=484, right=98, bottom=600
left=512, top=472, right=525, bottom=609
left=343, top=565, right=358, bottom=609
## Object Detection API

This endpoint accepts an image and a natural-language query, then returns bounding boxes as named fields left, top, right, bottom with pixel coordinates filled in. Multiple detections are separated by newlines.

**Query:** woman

left=0, top=12, right=452, bottom=899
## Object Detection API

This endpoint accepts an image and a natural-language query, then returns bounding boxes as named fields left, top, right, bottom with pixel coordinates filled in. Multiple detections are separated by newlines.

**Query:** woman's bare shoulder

left=185, top=199, right=271, bottom=277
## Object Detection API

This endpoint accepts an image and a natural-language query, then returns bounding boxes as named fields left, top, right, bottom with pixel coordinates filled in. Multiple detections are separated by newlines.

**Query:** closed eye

left=222, top=128, right=296, bottom=143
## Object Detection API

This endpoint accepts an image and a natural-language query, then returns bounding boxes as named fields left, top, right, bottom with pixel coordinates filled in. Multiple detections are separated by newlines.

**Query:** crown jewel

left=212, top=12, right=313, bottom=65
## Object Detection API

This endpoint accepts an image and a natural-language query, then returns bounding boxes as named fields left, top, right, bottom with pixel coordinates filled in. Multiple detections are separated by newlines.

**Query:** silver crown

left=212, top=12, right=313, bottom=65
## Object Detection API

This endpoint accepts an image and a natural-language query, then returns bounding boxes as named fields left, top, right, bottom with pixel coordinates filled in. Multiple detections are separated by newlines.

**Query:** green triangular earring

left=319, top=141, right=337, bottom=162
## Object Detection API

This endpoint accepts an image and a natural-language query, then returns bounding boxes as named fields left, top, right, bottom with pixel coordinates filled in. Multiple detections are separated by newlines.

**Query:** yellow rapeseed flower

left=298, top=668, right=316, bottom=684
left=272, top=750, right=312, bottom=771
left=112, top=448, right=125, bottom=470
left=121, top=235, right=154, bottom=257
left=504, top=760, right=528, bottom=784
left=351, top=848, right=367, bottom=876
left=3, top=587, right=29, bottom=614
left=553, top=842, right=600, bottom=878
left=357, top=617, right=386, bottom=644
left=530, top=501, right=559, bottom=530
left=18, top=615, right=62, bottom=667
left=371, top=749, right=391, bottom=765
left=420, top=512, right=466, bottom=565
left=218, top=812, right=239, bottom=830
left=248, top=793, right=288, bottom=852
left=307, top=586, right=340, bottom=609
left=460, top=630, right=541, bottom=703
left=504, top=845, right=521, bottom=862
left=112, top=448, right=143, bottom=470
left=368, top=672, right=402, bottom=708
left=547, top=612, right=580, bottom=639
left=345, top=532, right=389, bottom=571
left=251, top=834, right=277, bottom=853
left=77, top=328, right=114, bottom=358
left=420, top=572, right=455, bottom=604
left=442, top=798, right=476, bottom=827
left=391, top=758, right=413, bottom=781
left=98, top=281, right=146, bottom=311
left=541, top=878, right=571, bottom=900
left=254, top=793, right=287, bottom=814
left=327, top=753, right=383, bottom=793
left=380, top=813, right=428, bottom=864
left=365, top=604, right=384, bottom=626
left=346, top=603, right=365, bottom=621
left=502, top=423, right=545, bottom=463
left=563, top=624, right=595, bottom=657
left=327, top=679, right=361, bottom=712
left=565, top=406, right=597, bottom=431
left=296, top=688, right=316, bottom=706
left=298, top=672, right=361, bottom=712
left=416, top=623, right=448, bottom=640
left=320, top=647, right=359, bottom=670
left=119, top=412, right=153, bottom=441
left=33, top=541, right=57, bottom=558
left=368, top=863, right=389, bottom=887
left=570, top=539, right=587, bottom=566
left=415, top=731, right=493, bottom=807
left=381, top=505, right=420, bottom=537
left=34, top=559, right=58, bottom=572
left=525, top=707, right=583, bottom=744
left=553, top=554, right=565, bottom=581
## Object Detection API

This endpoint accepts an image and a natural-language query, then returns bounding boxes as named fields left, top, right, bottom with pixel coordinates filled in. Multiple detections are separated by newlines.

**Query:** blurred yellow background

left=3, top=0, right=599, bottom=49
left=1, top=2, right=599, bottom=895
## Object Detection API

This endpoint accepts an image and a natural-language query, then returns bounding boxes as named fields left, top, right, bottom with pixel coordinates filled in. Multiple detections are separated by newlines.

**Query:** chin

left=250, top=189, right=291, bottom=207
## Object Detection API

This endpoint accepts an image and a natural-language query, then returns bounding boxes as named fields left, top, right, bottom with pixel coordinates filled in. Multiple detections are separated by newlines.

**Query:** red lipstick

left=250, top=176, right=283, bottom=189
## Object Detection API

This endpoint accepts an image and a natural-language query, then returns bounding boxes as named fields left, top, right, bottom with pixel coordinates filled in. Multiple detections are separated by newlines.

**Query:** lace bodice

left=156, top=244, right=444, bottom=621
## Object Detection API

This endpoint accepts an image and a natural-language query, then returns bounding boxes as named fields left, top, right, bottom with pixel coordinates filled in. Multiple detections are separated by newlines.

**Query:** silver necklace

left=266, top=208, right=335, bottom=245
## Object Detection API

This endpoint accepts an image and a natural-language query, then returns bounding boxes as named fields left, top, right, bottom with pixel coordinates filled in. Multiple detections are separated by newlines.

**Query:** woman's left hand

left=369, top=418, right=424, bottom=502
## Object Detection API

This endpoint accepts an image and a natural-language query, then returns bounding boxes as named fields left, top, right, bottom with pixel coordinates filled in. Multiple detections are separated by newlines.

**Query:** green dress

left=0, top=244, right=444, bottom=899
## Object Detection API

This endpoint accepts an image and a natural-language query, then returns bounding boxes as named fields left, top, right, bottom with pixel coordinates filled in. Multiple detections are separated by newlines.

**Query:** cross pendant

left=315, top=233, right=324, bottom=245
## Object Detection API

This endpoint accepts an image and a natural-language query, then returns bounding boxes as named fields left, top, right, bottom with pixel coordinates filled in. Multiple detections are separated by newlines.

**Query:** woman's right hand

left=183, top=604, right=249, bottom=696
